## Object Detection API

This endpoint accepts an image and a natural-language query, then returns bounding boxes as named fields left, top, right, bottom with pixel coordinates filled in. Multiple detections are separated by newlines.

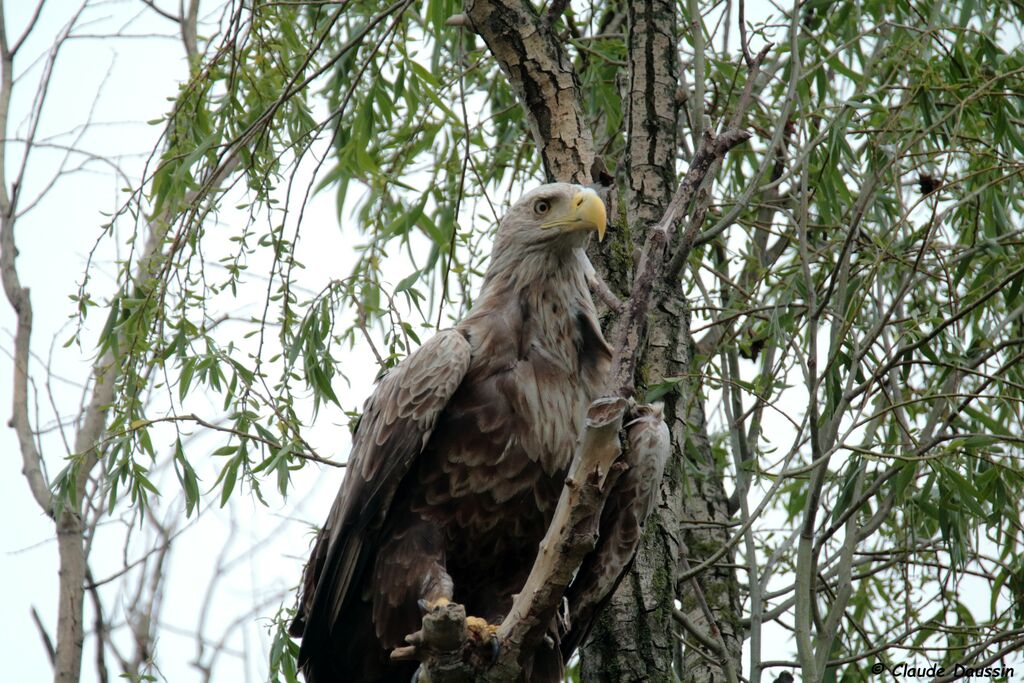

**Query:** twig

left=119, top=413, right=341, bottom=467
left=559, top=403, right=671, bottom=659
left=672, top=607, right=724, bottom=656
left=138, top=0, right=181, bottom=23
left=667, top=45, right=770, bottom=281
left=0, top=1, right=54, bottom=512
left=678, top=554, right=739, bottom=683
left=607, top=128, right=751, bottom=395
left=85, top=569, right=111, bottom=683
left=586, top=271, right=625, bottom=313
left=11, top=0, right=46, bottom=56
left=31, top=606, right=56, bottom=667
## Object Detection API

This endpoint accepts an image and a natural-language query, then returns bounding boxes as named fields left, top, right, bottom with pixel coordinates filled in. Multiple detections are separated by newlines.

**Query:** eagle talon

left=465, top=616, right=498, bottom=636
left=390, top=643, right=420, bottom=663
left=489, top=633, right=500, bottom=666
left=464, top=616, right=501, bottom=665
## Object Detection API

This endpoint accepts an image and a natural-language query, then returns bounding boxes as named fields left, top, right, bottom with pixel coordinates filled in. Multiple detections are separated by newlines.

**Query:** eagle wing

left=291, top=328, right=472, bottom=667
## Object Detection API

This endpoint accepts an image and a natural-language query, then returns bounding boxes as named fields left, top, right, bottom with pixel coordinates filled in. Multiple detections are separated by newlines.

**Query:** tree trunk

left=465, top=2, right=743, bottom=680
left=54, top=512, right=87, bottom=683
left=465, top=0, right=594, bottom=185
left=578, top=0, right=683, bottom=680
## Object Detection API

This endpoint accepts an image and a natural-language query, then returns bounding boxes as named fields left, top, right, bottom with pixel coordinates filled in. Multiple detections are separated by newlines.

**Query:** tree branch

left=396, top=397, right=629, bottom=680
left=0, top=2, right=54, bottom=517
left=606, top=128, right=751, bottom=396
left=484, top=397, right=628, bottom=680
left=465, top=0, right=594, bottom=184
left=138, top=0, right=181, bottom=24
left=31, top=605, right=56, bottom=668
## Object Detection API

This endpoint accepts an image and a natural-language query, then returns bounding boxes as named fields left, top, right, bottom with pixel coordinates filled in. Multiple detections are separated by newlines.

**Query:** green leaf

left=645, top=377, right=683, bottom=402
left=218, top=455, right=242, bottom=507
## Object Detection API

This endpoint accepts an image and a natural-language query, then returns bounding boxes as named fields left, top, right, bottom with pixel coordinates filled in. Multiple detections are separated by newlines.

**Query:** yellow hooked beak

left=541, top=189, right=607, bottom=242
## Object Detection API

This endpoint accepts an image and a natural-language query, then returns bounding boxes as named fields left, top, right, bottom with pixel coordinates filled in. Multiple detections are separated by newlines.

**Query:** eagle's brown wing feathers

left=291, top=329, right=472, bottom=676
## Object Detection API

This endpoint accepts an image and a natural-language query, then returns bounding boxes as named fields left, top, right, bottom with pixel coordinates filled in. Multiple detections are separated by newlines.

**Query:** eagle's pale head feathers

left=496, top=183, right=606, bottom=251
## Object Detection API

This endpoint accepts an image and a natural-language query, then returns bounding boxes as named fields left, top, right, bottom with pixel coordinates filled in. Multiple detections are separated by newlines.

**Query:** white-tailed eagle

left=291, top=183, right=629, bottom=682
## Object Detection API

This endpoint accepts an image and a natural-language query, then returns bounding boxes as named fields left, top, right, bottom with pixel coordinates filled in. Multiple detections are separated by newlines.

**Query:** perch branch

left=396, top=397, right=629, bottom=681
left=483, top=397, right=628, bottom=681
left=391, top=602, right=477, bottom=682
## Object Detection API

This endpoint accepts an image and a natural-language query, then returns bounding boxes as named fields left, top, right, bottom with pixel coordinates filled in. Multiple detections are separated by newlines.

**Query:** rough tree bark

left=465, top=0, right=594, bottom=185
left=461, top=1, right=744, bottom=681
left=580, top=1, right=684, bottom=678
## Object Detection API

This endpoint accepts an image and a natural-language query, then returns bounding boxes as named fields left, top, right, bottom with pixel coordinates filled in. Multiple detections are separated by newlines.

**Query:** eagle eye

left=533, top=198, right=551, bottom=216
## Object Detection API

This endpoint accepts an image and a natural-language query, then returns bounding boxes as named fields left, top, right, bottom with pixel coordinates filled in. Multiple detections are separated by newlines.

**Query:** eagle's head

left=496, top=182, right=607, bottom=253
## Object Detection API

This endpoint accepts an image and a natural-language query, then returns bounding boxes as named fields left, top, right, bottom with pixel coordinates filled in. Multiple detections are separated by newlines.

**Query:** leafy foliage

left=67, top=0, right=1024, bottom=678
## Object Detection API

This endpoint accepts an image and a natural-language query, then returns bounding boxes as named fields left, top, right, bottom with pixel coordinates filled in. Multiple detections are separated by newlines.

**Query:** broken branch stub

left=391, top=602, right=478, bottom=683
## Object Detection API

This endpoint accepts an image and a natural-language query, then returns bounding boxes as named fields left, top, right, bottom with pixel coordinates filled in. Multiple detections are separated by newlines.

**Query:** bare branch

left=138, top=0, right=182, bottom=24
left=0, top=0, right=54, bottom=518
left=11, top=0, right=47, bottom=56
left=606, top=127, right=751, bottom=396
left=31, top=606, right=56, bottom=667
